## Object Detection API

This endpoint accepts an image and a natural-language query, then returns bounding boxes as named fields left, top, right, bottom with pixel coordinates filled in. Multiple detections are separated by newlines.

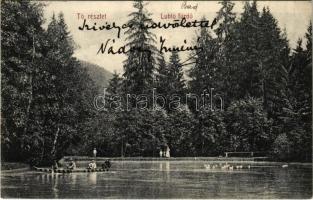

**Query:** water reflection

left=71, top=173, right=77, bottom=185
left=52, top=174, right=59, bottom=198
left=88, top=172, right=97, bottom=185
left=159, top=161, right=170, bottom=181
left=1, top=161, right=311, bottom=199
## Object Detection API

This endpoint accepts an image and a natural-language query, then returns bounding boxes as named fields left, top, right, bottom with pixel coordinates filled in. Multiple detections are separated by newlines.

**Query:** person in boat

left=87, top=160, right=97, bottom=170
left=101, top=159, right=111, bottom=171
left=67, top=159, right=76, bottom=170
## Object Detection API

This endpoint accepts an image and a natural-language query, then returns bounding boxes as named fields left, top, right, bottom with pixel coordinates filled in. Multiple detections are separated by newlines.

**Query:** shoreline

left=62, top=156, right=311, bottom=165
left=1, top=157, right=311, bottom=173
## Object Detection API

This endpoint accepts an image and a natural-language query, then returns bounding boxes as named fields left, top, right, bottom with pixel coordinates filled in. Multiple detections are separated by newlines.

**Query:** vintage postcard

left=1, top=0, right=312, bottom=199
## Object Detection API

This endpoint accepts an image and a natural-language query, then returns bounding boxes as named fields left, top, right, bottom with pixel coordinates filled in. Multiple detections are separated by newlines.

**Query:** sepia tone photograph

left=1, top=0, right=312, bottom=199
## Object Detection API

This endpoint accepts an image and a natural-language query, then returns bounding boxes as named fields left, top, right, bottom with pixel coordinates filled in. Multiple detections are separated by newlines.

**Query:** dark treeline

left=1, top=0, right=312, bottom=165
left=1, top=1, right=98, bottom=165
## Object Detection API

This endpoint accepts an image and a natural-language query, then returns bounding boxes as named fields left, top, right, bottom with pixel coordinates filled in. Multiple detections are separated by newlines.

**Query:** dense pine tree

left=1, top=1, right=46, bottom=162
left=258, top=7, right=290, bottom=120
left=107, top=72, right=123, bottom=96
left=188, top=23, right=220, bottom=111
left=222, top=2, right=290, bottom=116
left=168, top=51, right=185, bottom=98
left=2, top=0, right=311, bottom=162
left=106, top=71, right=123, bottom=110
left=24, top=13, right=97, bottom=164
left=214, top=0, right=236, bottom=106
left=155, top=51, right=185, bottom=111
left=277, top=22, right=312, bottom=161
left=155, top=53, right=168, bottom=98
left=123, top=0, right=157, bottom=97
left=289, top=22, right=312, bottom=128
left=1, top=2, right=97, bottom=165
left=215, top=0, right=236, bottom=41
left=229, top=1, right=262, bottom=99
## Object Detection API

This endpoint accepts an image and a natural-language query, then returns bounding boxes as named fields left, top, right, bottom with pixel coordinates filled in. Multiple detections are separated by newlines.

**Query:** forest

left=1, top=0, right=312, bottom=166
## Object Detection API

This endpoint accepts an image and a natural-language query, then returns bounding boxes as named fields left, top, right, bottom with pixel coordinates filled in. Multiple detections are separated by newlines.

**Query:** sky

left=43, top=1, right=312, bottom=73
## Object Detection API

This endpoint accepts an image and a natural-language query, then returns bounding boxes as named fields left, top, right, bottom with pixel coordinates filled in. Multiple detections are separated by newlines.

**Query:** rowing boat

left=33, top=167, right=112, bottom=173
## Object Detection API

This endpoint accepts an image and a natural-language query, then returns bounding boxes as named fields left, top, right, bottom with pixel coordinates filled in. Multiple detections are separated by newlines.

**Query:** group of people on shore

left=160, top=146, right=170, bottom=158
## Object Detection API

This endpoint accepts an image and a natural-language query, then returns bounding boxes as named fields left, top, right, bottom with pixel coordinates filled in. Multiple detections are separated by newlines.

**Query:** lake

left=1, top=161, right=311, bottom=198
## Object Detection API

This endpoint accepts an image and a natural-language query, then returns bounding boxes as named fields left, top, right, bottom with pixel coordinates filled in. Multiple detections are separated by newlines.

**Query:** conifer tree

left=1, top=1, right=45, bottom=162
left=155, top=53, right=168, bottom=97
left=123, top=0, right=157, bottom=97
left=188, top=23, right=220, bottom=111
left=107, top=72, right=123, bottom=96
left=258, top=7, right=290, bottom=119
left=27, top=13, right=97, bottom=164
left=168, top=51, right=185, bottom=97
left=214, top=0, right=236, bottom=106
left=155, top=52, right=185, bottom=111
left=279, top=22, right=312, bottom=161
left=225, top=2, right=290, bottom=115
left=230, top=1, right=262, bottom=99
left=106, top=71, right=123, bottom=110
left=302, top=21, right=312, bottom=126
left=215, top=0, right=236, bottom=41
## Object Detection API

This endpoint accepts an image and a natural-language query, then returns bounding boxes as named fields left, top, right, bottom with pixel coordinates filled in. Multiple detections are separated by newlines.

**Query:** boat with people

left=33, top=166, right=113, bottom=173
left=34, top=158, right=112, bottom=173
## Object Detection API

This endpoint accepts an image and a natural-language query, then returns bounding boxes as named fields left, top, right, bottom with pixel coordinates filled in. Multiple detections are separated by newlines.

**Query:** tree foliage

left=1, top=0, right=311, bottom=163
left=122, top=0, right=157, bottom=97
left=1, top=1, right=97, bottom=165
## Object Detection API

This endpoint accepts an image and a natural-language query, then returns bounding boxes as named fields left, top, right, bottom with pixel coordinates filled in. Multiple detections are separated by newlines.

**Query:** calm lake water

left=1, top=161, right=312, bottom=198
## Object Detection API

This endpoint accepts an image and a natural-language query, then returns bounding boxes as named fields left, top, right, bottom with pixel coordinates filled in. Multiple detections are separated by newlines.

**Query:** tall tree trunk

left=51, top=127, right=60, bottom=158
